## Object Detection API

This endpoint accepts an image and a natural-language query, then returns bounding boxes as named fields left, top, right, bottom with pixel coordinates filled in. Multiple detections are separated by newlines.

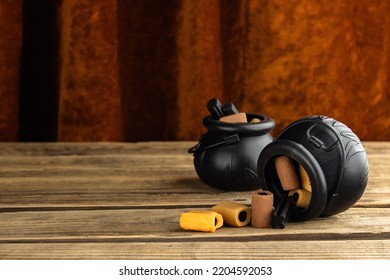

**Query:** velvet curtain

left=1, top=0, right=390, bottom=142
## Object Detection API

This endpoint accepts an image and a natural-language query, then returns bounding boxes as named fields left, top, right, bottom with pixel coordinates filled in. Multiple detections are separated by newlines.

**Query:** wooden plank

left=0, top=186, right=387, bottom=209
left=0, top=141, right=385, bottom=157
left=363, top=141, right=390, bottom=154
left=0, top=141, right=384, bottom=156
left=0, top=171, right=388, bottom=210
left=0, top=141, right=388, bottom=261
left=0, top=188, right=252, bottom=210
left=1, top=240, right=389, bottom=259
left=0, top=141, right=388, bottom=208
left=0, top=208, right=388, bottom=242
left=5, top=161, right=389, bottom=179
left=0, top=143, right=384, bottom=174
left=0, top=174, right=388, bottom=209
left=0, top=154, right=193, bottom=167
left=0, top=166, right=196, bottom=178
left=0, top=142, right=197, bottom=156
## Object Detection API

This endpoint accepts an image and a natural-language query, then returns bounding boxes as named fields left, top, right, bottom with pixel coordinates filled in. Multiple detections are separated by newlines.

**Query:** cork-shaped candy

left=299, top=165, right=312, bottom=192
left=251, top=190, right=274, bottom=228
left=289, top=189, right=312, bottom=208
left=275, top=156, right=300, bottom=191
left=250, top=118, right=261, bottom=123
left=180, top=211, right=223, bottom=232
left=211, top=201, right=251, bottom=227
left=219, top=112, right=248, bottom=123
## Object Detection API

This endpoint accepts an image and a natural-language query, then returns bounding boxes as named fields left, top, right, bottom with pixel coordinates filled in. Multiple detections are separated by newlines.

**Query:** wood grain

left=0, top=208, right=388, bottom=243
left=0, top=142, right=388, bottom=259
left=0, top=142, right=388, bottom=209
left=1, top=240, right=389, bottom=260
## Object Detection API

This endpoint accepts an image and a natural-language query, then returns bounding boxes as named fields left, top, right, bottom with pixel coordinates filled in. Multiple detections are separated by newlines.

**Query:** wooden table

left=0, top=142, right=389, bottom=259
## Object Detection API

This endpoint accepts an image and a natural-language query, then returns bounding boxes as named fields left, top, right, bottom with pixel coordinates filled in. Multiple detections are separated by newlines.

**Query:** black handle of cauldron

left=188, top=134, right=240, bottom=154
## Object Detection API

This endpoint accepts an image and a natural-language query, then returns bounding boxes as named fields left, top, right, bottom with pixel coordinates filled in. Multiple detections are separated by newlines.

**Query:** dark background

left=1, top=0, right=390, bottom=142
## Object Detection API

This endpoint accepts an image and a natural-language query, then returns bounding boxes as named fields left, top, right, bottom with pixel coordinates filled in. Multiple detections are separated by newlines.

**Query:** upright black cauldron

left=189, top=99, right=275, bottom=191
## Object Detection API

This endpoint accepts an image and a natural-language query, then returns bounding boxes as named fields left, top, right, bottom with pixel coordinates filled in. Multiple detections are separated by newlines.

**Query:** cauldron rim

left=202, top=113, right=275, bottom=136
left=257, top=139, right=328, bottom=221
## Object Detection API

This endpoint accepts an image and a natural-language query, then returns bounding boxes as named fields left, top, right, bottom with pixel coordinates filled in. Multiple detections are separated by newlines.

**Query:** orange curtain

left=0, top=0, right=22, bottom=141
left=1, top=0, right=390, bottom=142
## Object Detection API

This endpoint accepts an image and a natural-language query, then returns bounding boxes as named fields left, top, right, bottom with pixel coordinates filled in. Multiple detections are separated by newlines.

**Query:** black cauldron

left=257, top=115, right=369, bottom=222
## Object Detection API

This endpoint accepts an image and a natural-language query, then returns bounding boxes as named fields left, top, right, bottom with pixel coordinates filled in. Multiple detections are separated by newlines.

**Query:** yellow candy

left=211, top=201, right=251, bottom=227
left=250, top=118, right=261, bottom=123
left=289, top=189, right=312, bottom=208
left=299, top=165, right=312, bottom=192
left=180, top=211, right=223, bottom=232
